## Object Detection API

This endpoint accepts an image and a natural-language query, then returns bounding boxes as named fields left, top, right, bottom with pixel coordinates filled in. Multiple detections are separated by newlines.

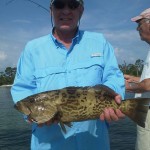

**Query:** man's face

left=137, top=18, right=150, bottom=43
left=51, top=0, right=84, bottom=32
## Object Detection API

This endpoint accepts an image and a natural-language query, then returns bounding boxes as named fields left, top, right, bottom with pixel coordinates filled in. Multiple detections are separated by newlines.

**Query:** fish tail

left=120, top=98, right=150, bottom=128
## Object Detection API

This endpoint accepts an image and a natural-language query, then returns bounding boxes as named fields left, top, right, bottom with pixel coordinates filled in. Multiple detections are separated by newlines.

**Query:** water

left=0, top=87, right=136, bottom=150
left=0, top=86, right=31, bottom=150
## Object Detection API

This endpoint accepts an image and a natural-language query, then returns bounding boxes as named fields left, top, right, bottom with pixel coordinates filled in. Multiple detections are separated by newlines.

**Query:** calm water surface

left=0, top=87, right=136, bottom=150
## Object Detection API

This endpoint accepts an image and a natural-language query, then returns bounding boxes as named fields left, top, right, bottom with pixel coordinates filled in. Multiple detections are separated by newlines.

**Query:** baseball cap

left=131, top=8, right=150, bottom=22
left=50, top=0, right=84, bottom=5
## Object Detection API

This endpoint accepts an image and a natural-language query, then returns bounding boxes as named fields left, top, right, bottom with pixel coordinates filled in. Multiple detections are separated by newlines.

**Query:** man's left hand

left=99, top=95, right=125, bottom=122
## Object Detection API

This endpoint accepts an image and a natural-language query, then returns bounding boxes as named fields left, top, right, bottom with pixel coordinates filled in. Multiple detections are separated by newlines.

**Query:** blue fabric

left=11, top=30, right=125, bottom=150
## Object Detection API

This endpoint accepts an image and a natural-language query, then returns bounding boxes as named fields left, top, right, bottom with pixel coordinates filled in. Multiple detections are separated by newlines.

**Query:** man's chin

left=59, top=26, right=76, bottom=32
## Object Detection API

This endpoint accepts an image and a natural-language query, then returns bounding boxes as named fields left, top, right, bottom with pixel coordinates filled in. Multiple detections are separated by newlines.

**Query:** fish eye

left=29, top=98, right=35, bottom=103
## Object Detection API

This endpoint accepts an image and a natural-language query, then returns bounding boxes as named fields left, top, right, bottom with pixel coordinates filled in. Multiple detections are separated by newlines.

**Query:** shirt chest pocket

left=33, top=57, right=104, bottom=90
left=70, top=57, right=104, bottom=86
left=34, top=67, right=66, bottom=92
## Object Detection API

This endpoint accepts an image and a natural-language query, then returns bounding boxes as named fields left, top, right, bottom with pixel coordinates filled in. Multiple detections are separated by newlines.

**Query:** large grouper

left=14, top=85, right=150, bottom=132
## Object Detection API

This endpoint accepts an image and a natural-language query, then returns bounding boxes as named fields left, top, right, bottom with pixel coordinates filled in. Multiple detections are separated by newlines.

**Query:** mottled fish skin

left=15, top=85, right=150, bottom=131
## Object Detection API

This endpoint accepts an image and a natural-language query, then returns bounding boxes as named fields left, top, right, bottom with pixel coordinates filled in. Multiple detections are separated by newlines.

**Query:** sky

left=0, top=0, right=150, bottom=71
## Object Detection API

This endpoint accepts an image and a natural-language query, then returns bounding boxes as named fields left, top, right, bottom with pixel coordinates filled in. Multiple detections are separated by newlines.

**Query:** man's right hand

left=124, top=74, right=140, bottom=83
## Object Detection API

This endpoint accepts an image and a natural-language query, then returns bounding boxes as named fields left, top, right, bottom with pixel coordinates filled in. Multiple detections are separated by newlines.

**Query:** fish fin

left=93, top=85, right=118, bottom=97
left=121, top=98, right=150, bottom=128
left=64, top=122, right=72, bottom=127
left=36, top=105, right=58, bottom=124
left=59, top=122, right=72, bottom=133
left=52, top=110, right=66, bottom=133
left=60, top=121, right=67, bottom=133
left=45, top=106, right=59, bottom=123
left=54, top=110, right=72, bottom=133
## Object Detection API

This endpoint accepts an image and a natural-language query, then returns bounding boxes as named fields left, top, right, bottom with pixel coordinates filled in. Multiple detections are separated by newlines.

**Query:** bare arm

left=124, top=74, right=150, bottom=93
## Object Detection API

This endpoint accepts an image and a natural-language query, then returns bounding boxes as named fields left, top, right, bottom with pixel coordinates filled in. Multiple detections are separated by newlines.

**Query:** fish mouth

left=14, top=103, right=31, bottom=115
left=28, top=115, right=38, bottom=123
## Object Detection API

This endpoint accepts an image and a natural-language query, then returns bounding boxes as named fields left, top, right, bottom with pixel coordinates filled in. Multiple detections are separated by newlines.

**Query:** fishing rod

left=6, top=0, right=49, bottom=13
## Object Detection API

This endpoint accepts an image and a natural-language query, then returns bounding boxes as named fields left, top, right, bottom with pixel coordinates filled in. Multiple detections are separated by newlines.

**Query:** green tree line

left=0, top=59, right=144, bottom=86
left=0, top=67, right=16, bottom=86
left=119, top=59, right=144, bottom=76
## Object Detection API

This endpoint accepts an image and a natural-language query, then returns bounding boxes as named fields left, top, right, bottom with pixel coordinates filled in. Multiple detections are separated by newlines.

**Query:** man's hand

left=124, top=74, right=141, bottom=92
left=99, top=95, right=125, bottom=122
left=124, top=74, right=140, bottom=83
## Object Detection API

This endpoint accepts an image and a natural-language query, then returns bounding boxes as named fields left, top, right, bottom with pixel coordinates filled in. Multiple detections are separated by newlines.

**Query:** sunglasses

left=52, top=0, right=81, bottom=10
left=137, top=18, right=150, bottom=28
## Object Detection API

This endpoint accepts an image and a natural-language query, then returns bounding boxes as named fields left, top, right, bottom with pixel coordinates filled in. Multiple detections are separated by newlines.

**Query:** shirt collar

left=50, top=28, right=81, bottom=48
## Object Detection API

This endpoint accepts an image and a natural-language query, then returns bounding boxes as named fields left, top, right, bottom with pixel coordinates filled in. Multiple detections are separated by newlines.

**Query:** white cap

left=131, top=8, right=150, bottom=22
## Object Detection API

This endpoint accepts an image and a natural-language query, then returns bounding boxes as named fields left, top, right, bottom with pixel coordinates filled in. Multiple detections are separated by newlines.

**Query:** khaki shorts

left=135, top=110, right=150, bottom=150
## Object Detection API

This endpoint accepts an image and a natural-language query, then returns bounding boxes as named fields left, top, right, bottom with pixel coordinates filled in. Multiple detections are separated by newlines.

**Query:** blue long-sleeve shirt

left=11, top=30, right=125, bottom=150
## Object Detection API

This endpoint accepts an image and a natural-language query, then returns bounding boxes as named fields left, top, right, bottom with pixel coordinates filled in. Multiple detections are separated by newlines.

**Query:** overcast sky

left=0, top=0, right=149, bottom=71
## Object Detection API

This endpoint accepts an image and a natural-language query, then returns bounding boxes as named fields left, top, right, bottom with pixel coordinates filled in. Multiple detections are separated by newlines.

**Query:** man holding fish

left=11, top=0, right=125, bottom=149
left=124, top=8, right=150, bottom=150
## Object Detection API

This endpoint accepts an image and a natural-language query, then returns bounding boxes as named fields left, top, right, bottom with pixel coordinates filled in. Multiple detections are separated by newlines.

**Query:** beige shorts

left=135, top=110, right=150, bottom=150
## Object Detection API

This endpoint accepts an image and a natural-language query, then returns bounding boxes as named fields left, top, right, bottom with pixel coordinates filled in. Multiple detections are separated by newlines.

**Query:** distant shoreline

left=0, top=85, right=12, bottom=87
